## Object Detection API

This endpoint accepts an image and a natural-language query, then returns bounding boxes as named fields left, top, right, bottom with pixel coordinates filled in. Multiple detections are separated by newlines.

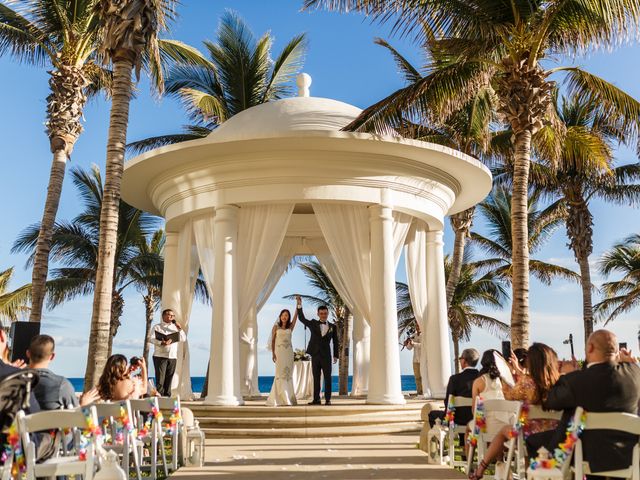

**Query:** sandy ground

left=170, top=433, right=466, bottom=480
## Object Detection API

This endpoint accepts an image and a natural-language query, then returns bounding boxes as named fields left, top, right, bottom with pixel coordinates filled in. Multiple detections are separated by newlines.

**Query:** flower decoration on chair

left=137, top=398, right=164, bottom=439
left=529, top=409, right=586, bottom=470
left=508, top=402, right=529, bottom=439
left=444, top=398, right=455, bottom=429
left=468, top=397, right=486, bottom=447
left=1, top=422, right=25, bottom=476
left=79, top=407, right=103, bottom=461
left=164, top=399, right=183, bottom=436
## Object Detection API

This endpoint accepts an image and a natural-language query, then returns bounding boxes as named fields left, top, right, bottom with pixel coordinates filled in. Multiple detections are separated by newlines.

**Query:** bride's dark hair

left=278, top=309, right=292, bottom=329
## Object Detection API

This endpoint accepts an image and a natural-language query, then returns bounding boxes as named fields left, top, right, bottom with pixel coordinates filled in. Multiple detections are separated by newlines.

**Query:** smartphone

left=619, top=342, right=628, bottom=350
left=501, top=340, right=511, bottom=359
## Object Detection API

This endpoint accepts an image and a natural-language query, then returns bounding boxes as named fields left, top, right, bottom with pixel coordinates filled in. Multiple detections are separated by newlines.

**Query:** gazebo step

left=183, top=403, right=424, bottom=418
left=200, top=421, right=423, bottom=438
left=196, top=412, right=421, bottom=429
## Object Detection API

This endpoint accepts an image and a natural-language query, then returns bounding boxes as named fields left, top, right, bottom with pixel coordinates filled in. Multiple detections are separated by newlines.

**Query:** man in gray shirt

left=27, top=335, right=78, bottom=410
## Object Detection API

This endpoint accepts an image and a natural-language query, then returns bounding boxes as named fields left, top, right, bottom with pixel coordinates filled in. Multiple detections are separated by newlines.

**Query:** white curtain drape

left=257, top=237, right=300, bottom=311
left=405, top=220, right=431, bottom=397
left=312, top=204, right=372, bottom=322
left=236, top=204, right=294, bottom=396
left=171, top=220, right=199, bottom=399
left=392, top=212, right=413, bottom=265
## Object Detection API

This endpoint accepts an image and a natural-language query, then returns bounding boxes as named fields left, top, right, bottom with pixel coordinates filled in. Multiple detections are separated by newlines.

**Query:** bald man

left=527, top=330, right=640, bottom=473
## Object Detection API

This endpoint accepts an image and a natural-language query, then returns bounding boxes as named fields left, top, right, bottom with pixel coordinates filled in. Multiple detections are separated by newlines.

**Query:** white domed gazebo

left=121, top=74, right=492, bottom=406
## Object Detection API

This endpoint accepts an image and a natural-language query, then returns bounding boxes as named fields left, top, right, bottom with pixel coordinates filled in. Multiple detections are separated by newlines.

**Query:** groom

left=296, top=295, right=339, bottom=405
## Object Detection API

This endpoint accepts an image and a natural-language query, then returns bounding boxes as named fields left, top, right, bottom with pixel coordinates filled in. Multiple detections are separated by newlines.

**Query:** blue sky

left=0, top=1, right=639, bottom=379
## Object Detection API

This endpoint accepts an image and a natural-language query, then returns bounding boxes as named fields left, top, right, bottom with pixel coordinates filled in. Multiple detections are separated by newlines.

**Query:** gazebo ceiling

left=122, top=89, right=492, bottom=230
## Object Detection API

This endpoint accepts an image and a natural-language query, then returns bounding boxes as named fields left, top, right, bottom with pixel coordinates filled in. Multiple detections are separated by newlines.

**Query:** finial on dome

left=296, top=73, right=312, bottom=97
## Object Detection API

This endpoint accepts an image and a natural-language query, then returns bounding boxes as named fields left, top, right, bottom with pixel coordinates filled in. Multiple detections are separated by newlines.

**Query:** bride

left=266, top=308, right=298, bottom=406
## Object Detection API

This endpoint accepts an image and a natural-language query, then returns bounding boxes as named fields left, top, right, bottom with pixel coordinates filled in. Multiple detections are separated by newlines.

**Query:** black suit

left=297, top=307, right=339, bottom=403
left=528, top=361, right=640, bottom=473
left=429, top=367, right=479, bottom=427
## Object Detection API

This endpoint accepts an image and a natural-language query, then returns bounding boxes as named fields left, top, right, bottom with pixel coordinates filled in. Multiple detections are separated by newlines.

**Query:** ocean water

left=69, top=375, right=417, bottom=393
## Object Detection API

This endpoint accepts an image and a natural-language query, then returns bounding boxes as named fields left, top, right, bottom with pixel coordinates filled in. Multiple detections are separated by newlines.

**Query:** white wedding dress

left=266, top=328, right=297, bottom=406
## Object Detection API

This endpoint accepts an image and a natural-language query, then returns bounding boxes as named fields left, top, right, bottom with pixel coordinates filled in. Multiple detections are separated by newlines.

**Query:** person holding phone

left=151, top=309, right=186, bottom=396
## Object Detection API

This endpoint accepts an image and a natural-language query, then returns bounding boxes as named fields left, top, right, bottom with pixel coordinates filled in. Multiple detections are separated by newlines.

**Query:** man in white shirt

left=405, top=324, right=423, bottom=396
left=151, top=309, right=186, bottom=396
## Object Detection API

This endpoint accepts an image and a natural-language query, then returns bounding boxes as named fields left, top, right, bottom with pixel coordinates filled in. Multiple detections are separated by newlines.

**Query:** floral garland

left=529, top=409, right=586, bottom=470
left=444, top=398, right=456, bottom=429
left=508, top=402, right=530, bottom=439
left=165, top=400, right=182, bottom=436
left=79, top=407, right=103, bottom=461
left=137, top=398, right=163, bottom=439
left=468, top=397, right=486, bottom=447
left=1, top=421, right=25, bottom=476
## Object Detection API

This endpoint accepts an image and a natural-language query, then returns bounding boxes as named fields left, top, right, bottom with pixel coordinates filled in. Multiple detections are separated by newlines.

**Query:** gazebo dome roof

left=206, top=96, right=363, bottom=143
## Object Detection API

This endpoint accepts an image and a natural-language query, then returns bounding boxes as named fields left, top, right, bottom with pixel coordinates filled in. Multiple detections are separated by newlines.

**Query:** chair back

left=18, top=407, right=98, bottom=433
left=527, top=405, right=562, bottom=421
left=156, top=396, right=181, bottom=412
left=583, top=412, right=640, bottom=434
left=448, top=395, right=473, bottom=409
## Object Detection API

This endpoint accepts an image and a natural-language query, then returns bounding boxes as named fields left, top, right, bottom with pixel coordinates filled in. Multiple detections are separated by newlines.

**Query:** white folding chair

left=0, top=428, right=13, bottom=480
left=156, top=396, right=182, bottom=471
left=514, top=405, right=562, bottom=479
left=467, top=398, right=522, bottom=480
left=93, top=400, right=142, bottom=480
left=130, top=398, right=168, bottom=480
left=18, top=407, right=99, bottom=480
left=574, top=411, right=640, bottom=480
left=446, top=395, right=474, bottom=468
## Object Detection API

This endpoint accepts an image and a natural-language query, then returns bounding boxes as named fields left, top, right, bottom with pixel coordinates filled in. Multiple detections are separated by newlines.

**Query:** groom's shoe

left=325, top=400, right=332, bottom=405
left=308, top=400, right=321, bottom=405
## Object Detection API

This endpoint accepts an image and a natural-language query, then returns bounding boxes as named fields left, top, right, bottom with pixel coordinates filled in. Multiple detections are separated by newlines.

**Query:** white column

left=239, top=306, right=259, bottom=397
left=160, top=232, right=180, bottom=318
left=367, top=204, right=405, bottom=405
left=351, top=310, right=370, bottom=396
left=426, top=230, right=452, bottom=398
left=205, top=206, right=243, bottom=405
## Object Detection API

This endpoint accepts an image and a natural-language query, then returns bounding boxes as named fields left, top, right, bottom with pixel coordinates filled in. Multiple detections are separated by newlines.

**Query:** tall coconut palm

left=595, top=234, right=640, bottom=324
left=472, top=188, right=580, bottom=286
left=0, top=268, right=31, bottom=325
left=128, top=10, right=307, bottom=153
left=13, top=166, right=162, bottom=357
left=304, top=0, right=640, bottom=348
left=285, top=261, right=351, bottom=395
left=511, top=96, right=640, bottom=344
left=85, top=0, right=176, bottom=390
left=0, top=0, right=113, bottom=324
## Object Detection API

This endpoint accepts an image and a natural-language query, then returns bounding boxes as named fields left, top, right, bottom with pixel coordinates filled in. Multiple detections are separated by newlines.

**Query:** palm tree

left=472, top=188, right=580, bottom=287
left=520, top=96, right=640, bottom=344
left=86, top=0, right=177, bottom=390
left=13, top=166, right=162, bottom=358
left=128, top=10, right=308, bottom=153
left=396, top=254, right=509, bottom=373
left=285, top=261, right=351, bottom=395
left=0, top=0, right=113, bottom=324
left=595, top=234, right=640, bottom=324
left=0, top=268, right=31, bottom=325
left=304, top=0, right=640, bottom=348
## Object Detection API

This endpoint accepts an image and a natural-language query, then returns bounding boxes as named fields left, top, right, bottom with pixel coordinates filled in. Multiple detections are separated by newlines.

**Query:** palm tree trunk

left=142, top=294, right=154, bottom=365
left=566, top=197, right=595, bottom=346
left=510, top=130, right=532, bottom=349
left=446, top=208, right=474, bottom=307
left=84, top=58, right=134, bottom=390
left=30, top=67, right=88, bottom=322
left=339, top=310, right=351, bottom=396
left=452, top=337, right=460, bottom=374
left=107, top=292, right=125, bottom=357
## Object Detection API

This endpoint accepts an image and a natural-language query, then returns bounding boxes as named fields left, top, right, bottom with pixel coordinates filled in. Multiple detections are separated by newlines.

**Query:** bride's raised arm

left=290, top=308, right=299, bottom=331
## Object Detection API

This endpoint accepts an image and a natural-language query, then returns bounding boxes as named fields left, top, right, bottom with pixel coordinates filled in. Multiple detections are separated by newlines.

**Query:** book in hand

left=155, top=331, right=181, bottom=343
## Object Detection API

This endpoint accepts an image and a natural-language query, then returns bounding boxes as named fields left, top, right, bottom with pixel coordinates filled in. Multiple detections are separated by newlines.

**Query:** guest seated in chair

left=529, top=330, right=640, bottom=474
left=429, top=348, right=480, bottom=427
left=468, top=343, right=560, bottom=480
left=91, top=354, right=149, bottom=401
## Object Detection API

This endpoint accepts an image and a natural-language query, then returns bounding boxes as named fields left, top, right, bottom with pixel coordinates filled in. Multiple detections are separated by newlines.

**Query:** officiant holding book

left=151, top=309, right=186, bottom=396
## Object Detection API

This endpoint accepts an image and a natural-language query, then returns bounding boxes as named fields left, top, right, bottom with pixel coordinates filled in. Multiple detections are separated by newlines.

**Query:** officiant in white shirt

left=150, top=309, right=186, bottom=396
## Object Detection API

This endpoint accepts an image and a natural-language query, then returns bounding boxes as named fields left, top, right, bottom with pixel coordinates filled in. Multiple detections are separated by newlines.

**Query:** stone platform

left=184, top=397, right=438, bottom=439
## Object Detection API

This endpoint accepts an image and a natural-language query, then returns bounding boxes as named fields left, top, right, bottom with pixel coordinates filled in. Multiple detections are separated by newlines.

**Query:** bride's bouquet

left=294, top=349, right=311, bottom=362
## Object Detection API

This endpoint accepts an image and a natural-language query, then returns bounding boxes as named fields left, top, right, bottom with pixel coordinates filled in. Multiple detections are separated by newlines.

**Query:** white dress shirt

left=151, top=322, right=186, bottom=359
left=319, top=321, right=329, bottom=337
